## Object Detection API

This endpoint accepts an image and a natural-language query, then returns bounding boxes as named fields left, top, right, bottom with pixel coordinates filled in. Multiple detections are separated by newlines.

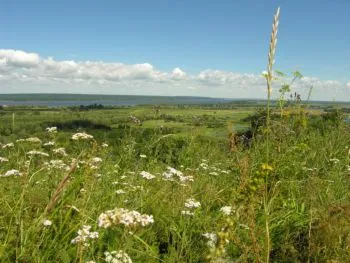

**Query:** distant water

left=0, top=94, right=234, bottom=107
left=0, top=100, right=143, bottom=107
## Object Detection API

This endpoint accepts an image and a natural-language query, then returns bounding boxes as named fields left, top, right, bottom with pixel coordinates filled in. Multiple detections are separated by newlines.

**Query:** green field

left=0, top=101, right=349, bottom=262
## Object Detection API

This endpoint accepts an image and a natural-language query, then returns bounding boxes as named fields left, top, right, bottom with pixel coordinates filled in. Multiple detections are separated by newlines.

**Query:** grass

left=1, top=7, right=350, bottom=263
left=0, top=101, right=349, bottom=262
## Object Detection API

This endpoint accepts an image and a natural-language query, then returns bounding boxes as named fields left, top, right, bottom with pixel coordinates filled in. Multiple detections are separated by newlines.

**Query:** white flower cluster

left=102, top=143, right=109, bottom=148
left=27, top=150, right=49, bottom=157
left=0, top=157, right=9, bottom=163
left=71, top=225, right=99, bottom=247
left=43, top=141, right=55, bottom=146
left=184, top=198, right=201, bottom=209
left=104, top=250, right=132, bottom=263
left=89, top=157, right=102, bottom=169
left=52, top=147, right=67, bottom=156
left=43, top=219, right=52, bottom=227
left=1, top=143, right=14, bottom=149
left=182, top=198, right=201, bottom=216
left=98, top=208, right=154, bottom=229
left=202, top=232, right=217, bottom=248
left=220, top=206, right=233, bottom=216
left=140, top=171, right=156, bottom=180
left=16, top=137, right=42, bottom=143
left=72, top=132, right=94, bottom=140
left=139, top=154, right=147, bottom=158
left=45, top=160, right=69, bottom=171
left=0, top=169, right=22, bottom=177
left=46, top=127, right=57, bottom=133
left=162, top=166, right=194, bottom=182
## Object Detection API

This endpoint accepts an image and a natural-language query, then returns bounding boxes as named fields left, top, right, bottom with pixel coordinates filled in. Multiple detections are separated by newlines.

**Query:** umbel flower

left=72, top=132, right=94, bottom=140
left=71, top=225, right=99, bottom=247
left=98, top=208, right=154, bottom=229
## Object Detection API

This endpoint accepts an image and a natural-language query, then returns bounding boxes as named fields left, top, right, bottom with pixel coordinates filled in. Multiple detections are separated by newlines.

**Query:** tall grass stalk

left=264, top=7, right=280, bottom=263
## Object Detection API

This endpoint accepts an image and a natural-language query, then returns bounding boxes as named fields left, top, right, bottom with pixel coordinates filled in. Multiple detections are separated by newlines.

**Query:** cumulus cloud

left=0, top=49, right=40, bottom=68
left=0, top=49, right=349, bottom=101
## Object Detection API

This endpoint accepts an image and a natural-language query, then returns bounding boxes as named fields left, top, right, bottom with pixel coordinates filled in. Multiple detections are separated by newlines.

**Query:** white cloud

left=0, top=49, right=40, bottom=68
left=171, top=67, right=187, bottom=80
left=0, top=49, right=349, bottom=101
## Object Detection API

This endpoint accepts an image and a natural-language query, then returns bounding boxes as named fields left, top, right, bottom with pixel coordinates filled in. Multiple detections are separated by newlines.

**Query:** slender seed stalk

left=264, top=7, right=280, bottom=263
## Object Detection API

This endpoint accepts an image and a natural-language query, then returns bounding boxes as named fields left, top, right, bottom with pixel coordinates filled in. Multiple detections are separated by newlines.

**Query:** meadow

left=0, top=99, right=349, bottom=262
left=1, top=8, right=350, bottom=263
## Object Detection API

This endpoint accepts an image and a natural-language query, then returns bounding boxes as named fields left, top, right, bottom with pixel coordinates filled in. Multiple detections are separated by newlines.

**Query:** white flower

left=139, top=154, right=147, bottom=158
left=72, top=132, right=93, bottom=140
left=209, top=172, right=219, bottom=176
left=1, top=169, right=22, bottom=177
left=329, top=158, right=340, bottom=164
left=43, top=141, right=55, bottom=146
left=140, top=171, right=155, bottom=180
left=101, top=143, right=109, bottom=148
left=71, top=225, right=99, bottom=247
left=46, top=160, right=69, bottom=171
left=43, top=219, right=52, bottom=227
left=27, top=150, right=49, bottom=157
left=2, top=143, right=14, bottom=149
left=53, top=147, right=67, bottom=156
left=46, top=127, right=57, bottom=133
left=181, top=210, right=194, bottom=216
left=202, top=232, right=217, bottom=248
left=116, top=189, right=126, bottom=195
left=220, top=206, right=233, bottom=216
left=104, top=250, right=132, bottom=263
left=98, top=208, right=154, bottom=229
left=16, top=137, right=42, bottom=143
left=184, top=198, right=201, bottom=209
left=0, top=157, right=9, bottom=163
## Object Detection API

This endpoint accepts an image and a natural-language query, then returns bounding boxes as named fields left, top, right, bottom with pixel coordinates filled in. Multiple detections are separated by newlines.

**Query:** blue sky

left=0, top=0, right=349, bottom=100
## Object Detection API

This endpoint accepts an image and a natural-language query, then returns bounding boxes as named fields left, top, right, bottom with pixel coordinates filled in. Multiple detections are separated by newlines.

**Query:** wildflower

left=46, top=127, right=57, bottom=133
left=71, top=225, right=99, bottom=247
left=181, top=210, right=194, bottom=216
left=184, top=198, right=201, bottom=209
left=43, top=141, right=55, bottom=146
left=209, top=171, right=219, bottom=176
left=220, top=206, right=233, bottom=216
left=2, top=143, right=14, bottom=149
left=0, top=157, right=9, bottom=163
left=43, top=219, right=52, bottom=227
left=178, top=175, right=194, bottom=182
left=202, top=232, right=217, bottom=248
left=98, top=208, right=154, bottom=229
left=140, top=171, right=155, bottom=180
left=104, top=250, right=132, bottom=263
left=46, top=160, right=69, bottom=171
left=1, top=169, right=22, bottom=177
left=16, top=137, right=42, bottom=143
left=261, top=163, right=273, bottom=171
left=27, top=150, right=49, bottom=157
left=102, top=143, right=109, bottom=148
left=91, top=157, right=102, bottom=164
left=72, top=132, right=93, bottom=140
left=139, top=154, right=147, bottom=158
left=162, top=167, right=193, bottom=182
left=53, top=147, right=67, bottom=156
left=116, top=189, right=126, bottom=195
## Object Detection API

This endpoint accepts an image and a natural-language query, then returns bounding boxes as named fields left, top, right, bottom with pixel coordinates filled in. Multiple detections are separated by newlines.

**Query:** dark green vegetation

left=0, top=101, right=349, bottom=262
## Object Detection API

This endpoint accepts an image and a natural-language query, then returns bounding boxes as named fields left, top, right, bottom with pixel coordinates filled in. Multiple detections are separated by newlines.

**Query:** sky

left=0, top=0, right=349, bottom=101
